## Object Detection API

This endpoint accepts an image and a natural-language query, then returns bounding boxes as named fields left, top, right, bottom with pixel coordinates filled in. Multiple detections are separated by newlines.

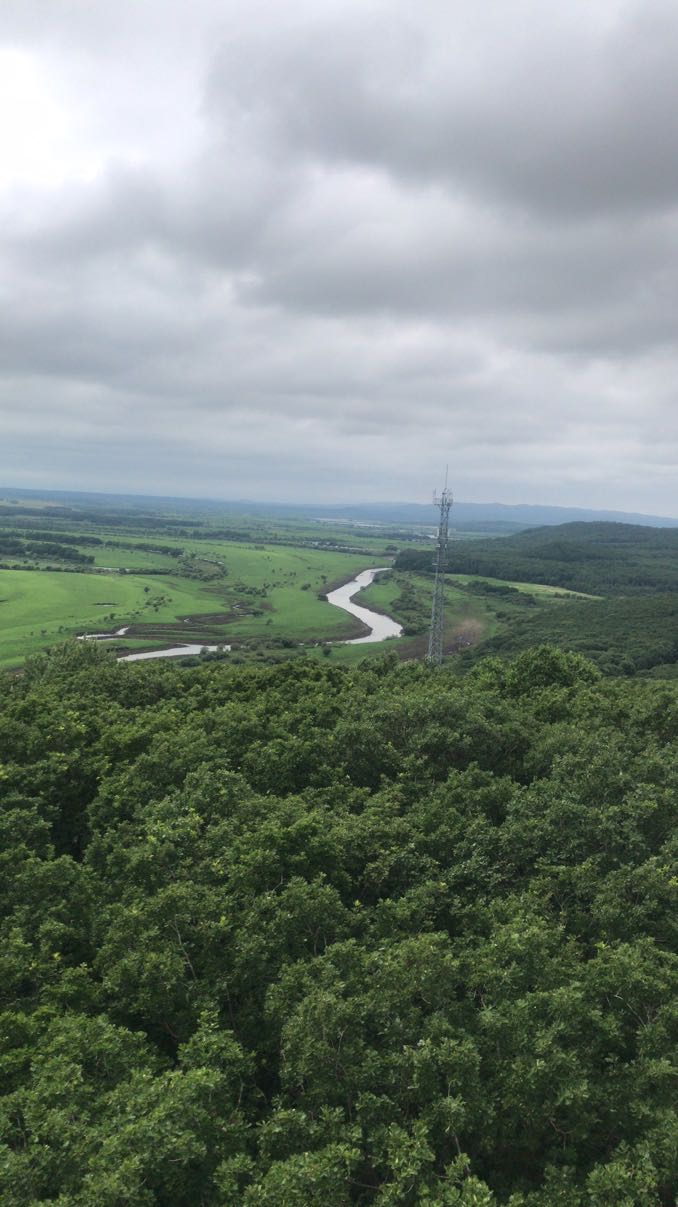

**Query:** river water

left=326, top=567, right=403, bottom=644
left=118, top=644, right=228, bottom=662
left=76, top=567, right=400, bottom=659
left=77, top=628, right=228, bottom=661
left=77, top=626, right=130, bottom=639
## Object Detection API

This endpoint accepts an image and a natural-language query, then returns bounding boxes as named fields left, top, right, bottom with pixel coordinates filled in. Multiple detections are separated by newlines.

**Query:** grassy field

left=0, top=570, right=221, bottom=668
left=355, top=571, right=497, bottom=654
left=88, top=547, right=179, bottom=571
left=446, top=573, right=600, bottom=599
left=0, top=545, right=379, bottom=667
left=0, top=497, right=563, bottom=669
left=342, top=568, right=600, bottom=667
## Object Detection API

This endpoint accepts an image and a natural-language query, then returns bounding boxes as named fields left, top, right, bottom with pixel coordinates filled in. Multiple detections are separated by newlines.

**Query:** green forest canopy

left=395, top=522, right=678, bottom=595
left=0, top=642, right=675, bottom=1204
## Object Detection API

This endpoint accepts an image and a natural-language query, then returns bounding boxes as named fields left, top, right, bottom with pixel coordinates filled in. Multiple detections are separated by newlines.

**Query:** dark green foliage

left=396, top=521, right=678, bottom=595
left=461, top=593, right=678, bottom=676
left=388, top=579, right=431, bottom=635
left=0, top=535, right=94, bottom=564
left=0, top=645, right=676, bottom=1203
left=397, top=522, right=678, bottom=678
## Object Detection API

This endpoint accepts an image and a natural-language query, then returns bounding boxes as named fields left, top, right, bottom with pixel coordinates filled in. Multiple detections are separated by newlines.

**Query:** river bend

left=76, top=567, right=401, bottom=659
left=326, top=567, right=403, bottom=644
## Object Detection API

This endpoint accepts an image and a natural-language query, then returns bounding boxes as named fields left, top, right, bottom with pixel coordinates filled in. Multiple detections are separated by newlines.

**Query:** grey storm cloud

left=206, top=1, right=678, bottom=215
left=1, top=0, right=678, bottom=509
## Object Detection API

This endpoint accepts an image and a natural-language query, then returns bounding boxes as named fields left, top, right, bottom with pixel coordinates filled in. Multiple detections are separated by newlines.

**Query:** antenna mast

left=427, top=472, right=453, bottom=665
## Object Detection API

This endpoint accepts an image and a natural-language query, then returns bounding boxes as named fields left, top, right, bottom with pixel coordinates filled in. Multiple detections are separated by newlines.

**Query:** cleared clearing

left=447, top=573, right=601, bottom=599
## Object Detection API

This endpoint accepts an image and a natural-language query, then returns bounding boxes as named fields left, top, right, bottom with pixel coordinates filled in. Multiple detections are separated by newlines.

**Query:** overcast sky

left=2, top=0, right=678, bottom=512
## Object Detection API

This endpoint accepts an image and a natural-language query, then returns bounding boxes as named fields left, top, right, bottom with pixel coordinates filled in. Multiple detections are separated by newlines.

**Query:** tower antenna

left=426, top=474, right=453, bottom=665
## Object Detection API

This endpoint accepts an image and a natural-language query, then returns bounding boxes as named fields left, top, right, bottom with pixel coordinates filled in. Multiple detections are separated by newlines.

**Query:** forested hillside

left=458, top=593, right=678, bottom=678
left=396, top=522, right=678, bottom=595
left=1, top=643, right=675, bottom=1204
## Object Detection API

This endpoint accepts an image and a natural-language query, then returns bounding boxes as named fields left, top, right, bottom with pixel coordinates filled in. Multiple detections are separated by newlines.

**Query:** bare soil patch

left=445, top=617, right=484, bottom=652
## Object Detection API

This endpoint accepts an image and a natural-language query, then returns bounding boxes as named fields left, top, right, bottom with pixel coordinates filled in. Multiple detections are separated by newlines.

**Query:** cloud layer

left=2, top=0, right=678, bottom=510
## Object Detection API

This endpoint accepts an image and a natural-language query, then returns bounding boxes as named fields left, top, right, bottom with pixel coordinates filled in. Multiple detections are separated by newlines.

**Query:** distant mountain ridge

left=1, top=487, right=677, bottom=530
left=310, top=501, right=678, bottom=529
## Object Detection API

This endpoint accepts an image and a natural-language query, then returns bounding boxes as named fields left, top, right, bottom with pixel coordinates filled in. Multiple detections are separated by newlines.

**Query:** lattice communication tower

left=426, top=481, right=453, bottom=665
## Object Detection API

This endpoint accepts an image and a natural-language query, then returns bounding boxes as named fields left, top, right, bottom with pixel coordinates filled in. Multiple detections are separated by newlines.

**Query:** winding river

left=118, top=644, right=229, bottom=662
left=326, top=567, right=403, bottom=644
left=77, top=628, right=228, bottom=661
left=76, top=567, right=401, bottom=659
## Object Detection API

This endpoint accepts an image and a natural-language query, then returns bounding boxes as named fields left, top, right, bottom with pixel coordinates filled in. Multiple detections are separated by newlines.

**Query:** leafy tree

left=0, top=643, right=675, bottom=1202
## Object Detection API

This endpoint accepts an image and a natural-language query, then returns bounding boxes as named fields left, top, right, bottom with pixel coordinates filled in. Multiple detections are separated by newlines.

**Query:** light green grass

left=360, top=571, right=488, bottom=626
left=447, top=573, right=600, bottom=599
left=306, top=637, right=402, bottom=665
left=360, top=572, right=468, bottom=611
left=0, top=570, right=229, bottom=668
left=215, top=547, right=376, bottom=640
left=88, top=547, right=179, bottom=570
left=0, top=546, right=381, bottom=666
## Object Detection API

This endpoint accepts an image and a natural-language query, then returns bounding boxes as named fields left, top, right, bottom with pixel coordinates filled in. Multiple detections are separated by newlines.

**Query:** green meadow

left=0, top=570, right=211, bottom=668
left=0, top=497, right=615, bottom=670
left=446, top=572, right=600, bottom=599
left=0, top=544, right=378, bottom=667
left=358, top=570, right=502, bottom=644
left=2, top=547, right=579, bottom=669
